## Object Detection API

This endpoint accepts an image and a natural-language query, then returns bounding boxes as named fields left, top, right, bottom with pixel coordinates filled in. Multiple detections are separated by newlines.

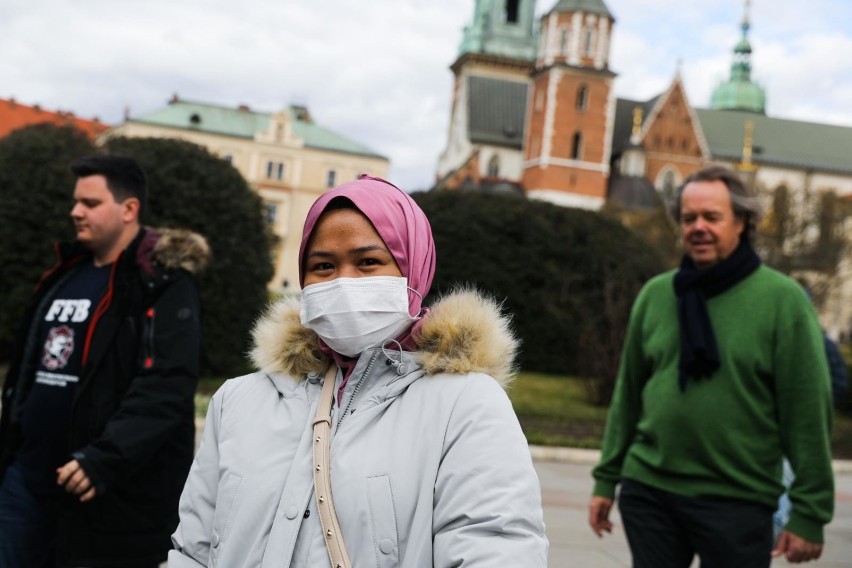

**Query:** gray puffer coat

left=169, top=289, right=548, bottom=567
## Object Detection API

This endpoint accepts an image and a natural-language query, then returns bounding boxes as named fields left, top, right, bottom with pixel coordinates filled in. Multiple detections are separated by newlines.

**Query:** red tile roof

left=0, top=97, right=110, bottom=139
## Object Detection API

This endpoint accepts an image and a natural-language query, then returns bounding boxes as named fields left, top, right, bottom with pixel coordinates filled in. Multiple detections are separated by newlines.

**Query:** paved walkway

left=534, top=447, right=852, bottom=567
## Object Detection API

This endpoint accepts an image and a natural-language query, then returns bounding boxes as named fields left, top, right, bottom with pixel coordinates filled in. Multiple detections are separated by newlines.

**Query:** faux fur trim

left=151, top=228, right=211, bottom=274
left=250, top=296, right=329, bottom=378
left=249, top=288, right=519, bottom=389
left=413, top=288, right=519, bottom=388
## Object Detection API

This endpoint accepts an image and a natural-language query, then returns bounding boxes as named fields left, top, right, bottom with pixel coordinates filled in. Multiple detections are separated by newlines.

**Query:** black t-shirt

left=17, top=260, right=111, bottom=494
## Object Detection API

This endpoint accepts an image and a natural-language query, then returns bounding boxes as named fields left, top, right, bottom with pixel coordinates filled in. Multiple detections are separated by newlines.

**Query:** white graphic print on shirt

left=44, top=299, right=92, bottom=323
left=42, top=325, right=75, bottom=370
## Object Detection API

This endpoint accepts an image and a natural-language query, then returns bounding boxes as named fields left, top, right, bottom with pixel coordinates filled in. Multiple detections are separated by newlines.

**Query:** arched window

left=576, top=85, right=588, bottom=111
left=571, top=131, right=583, bottom=160
left=487, top=155, right=500, bottom=177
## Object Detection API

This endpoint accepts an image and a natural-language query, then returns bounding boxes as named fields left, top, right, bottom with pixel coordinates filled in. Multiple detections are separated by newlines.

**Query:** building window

left=326, top=169, right=337, bottom=188
left=571, top=131, right=583, bottom=160
left=681, top=139, right=690, bottom=151
left=222, top=154, right=233, bottom=164
left=189, top=113, right=201, bottom=126
left=487, top=155, right=500, bottom=177
left=576, top=85, right=589, bottom=111
left=266, top=160, right=285, bottom=180
left=504, top=0, right=519, bottom=23
left=264, top=203, right=278, bottom=225
left=583, top=28, right=595, bottom=56
left=559, top=28, right=569, bottom=55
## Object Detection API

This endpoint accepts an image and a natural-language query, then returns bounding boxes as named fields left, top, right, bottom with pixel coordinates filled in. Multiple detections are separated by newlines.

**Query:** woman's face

left=303, top=208, right=402, bottom=286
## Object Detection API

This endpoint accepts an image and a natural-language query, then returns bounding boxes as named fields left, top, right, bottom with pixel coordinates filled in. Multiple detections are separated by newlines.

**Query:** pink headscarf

left=299, top=174, right=437, bottom=348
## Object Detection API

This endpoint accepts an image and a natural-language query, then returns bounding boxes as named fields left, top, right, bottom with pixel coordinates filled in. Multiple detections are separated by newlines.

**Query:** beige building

left=104, top=95, right=389, bottom=291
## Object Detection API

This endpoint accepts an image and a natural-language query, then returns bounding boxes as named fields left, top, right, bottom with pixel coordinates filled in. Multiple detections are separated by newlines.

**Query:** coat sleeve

left=591, top=284, right=651, bottom=499
left=432, top=373, right=548, bottom=567
left=169, top=385, right=225, bottom=567
left=775, top=294, right=834, bottom=543
left=73, top=272, right=201, bottom=493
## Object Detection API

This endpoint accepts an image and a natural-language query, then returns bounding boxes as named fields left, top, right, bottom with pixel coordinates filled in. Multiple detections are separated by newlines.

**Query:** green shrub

left=413, top=190, right=665, bottom=404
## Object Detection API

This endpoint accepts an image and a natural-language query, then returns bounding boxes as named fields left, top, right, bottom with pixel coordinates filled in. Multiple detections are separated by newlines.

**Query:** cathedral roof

left=695, top=108, right=852, bottom=175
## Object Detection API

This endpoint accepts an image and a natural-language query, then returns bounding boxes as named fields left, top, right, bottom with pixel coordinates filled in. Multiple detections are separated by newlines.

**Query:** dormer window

left=189, top=113, right=201, bottom=126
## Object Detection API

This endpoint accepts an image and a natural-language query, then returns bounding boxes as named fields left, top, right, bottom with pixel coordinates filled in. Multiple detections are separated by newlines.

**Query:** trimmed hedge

left=412, top=190, right=665, bottom=402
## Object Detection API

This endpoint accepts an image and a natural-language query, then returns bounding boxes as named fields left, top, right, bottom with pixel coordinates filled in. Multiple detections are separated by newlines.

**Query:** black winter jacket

left=0, top=227, right=210, bottom=567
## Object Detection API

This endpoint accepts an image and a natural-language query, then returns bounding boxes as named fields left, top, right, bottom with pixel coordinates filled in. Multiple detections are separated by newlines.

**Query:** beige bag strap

left=312, top=365, right=352, bottom=568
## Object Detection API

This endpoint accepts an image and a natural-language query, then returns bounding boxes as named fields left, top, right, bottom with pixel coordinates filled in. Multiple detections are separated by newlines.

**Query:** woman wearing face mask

left=169, top=175, right=548, bottom=567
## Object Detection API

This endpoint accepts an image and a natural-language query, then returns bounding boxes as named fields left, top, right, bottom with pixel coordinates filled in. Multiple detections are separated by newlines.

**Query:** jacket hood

left=249, top=288, right=519, bottom=388
left=137, top=227, right=211, bottom=275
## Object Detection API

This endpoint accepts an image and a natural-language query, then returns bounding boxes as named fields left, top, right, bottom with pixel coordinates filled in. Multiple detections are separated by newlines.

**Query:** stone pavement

left=532, top=447, right=852, bottom=568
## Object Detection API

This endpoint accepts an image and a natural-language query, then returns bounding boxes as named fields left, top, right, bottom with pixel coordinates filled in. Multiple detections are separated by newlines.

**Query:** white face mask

left=300, top=276, right=419, bottom=357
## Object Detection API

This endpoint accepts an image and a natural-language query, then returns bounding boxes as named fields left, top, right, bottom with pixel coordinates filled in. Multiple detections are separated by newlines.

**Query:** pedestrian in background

left=588, top=165, right=833, bottom=566
left=0, top=155, right=209, bottom=567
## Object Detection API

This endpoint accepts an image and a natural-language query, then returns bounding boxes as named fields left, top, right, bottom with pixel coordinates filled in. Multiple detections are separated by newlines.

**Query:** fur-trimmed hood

left=138, top=227, right=211, bottom=275
left=249, top=288, right=519, bottom=388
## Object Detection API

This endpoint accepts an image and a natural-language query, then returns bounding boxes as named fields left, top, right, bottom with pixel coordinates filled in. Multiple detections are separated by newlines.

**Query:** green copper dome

left=710, top=2, right=766, bottom=114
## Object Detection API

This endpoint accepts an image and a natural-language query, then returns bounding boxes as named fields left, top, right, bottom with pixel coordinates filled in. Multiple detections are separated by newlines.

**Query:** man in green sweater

left=589, top=165, right=834, bottom=566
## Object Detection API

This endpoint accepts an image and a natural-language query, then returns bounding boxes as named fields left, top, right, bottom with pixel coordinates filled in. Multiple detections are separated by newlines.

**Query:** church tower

left=436, top=1, right=537, bottom=187
left=710, top=0, right=766, bottom=114
left=521, top=0, right=616, bottom=209
left=458, top=0, right=538, bottom=60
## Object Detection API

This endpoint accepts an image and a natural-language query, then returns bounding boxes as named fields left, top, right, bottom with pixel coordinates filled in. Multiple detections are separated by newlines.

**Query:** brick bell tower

left=521, top=0, right=617, bottom=209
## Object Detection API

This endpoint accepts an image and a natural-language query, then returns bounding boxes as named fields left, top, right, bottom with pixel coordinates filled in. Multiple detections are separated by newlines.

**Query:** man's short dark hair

left=670, top=165, right=763, bottom=241
left=70, top=154, right=148, bottom=219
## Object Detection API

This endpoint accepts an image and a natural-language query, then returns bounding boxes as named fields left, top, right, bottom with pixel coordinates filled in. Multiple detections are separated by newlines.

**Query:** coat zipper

left=334, top=351, right=380, bottom=434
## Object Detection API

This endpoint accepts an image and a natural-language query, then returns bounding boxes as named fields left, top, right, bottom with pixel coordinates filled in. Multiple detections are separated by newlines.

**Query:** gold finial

left=632, top=106, right=643, bottom=138
left=740, top=119, right=757, bottom=172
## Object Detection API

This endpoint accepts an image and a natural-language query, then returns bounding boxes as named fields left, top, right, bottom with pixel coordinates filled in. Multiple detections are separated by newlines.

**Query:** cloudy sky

left=3, top=0, right=852, bottom=190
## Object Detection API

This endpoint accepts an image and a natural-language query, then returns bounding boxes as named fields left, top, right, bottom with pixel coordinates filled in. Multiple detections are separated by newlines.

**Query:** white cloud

left=2, top=0, right=852, bottom=189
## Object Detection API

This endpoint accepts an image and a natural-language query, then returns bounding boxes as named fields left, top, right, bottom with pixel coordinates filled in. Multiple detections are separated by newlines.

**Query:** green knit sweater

left=592, top=266, right=834, bottom=543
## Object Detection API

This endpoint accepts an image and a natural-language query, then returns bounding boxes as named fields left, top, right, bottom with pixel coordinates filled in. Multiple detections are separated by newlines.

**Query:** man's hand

left=588, top=496, right=614, bottom=538
left=772, top=530, right=823, bottom=563
left=56, top=459, right=97, bottom=502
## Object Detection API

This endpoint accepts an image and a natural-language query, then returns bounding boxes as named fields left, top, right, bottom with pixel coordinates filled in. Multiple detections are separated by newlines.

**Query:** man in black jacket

left=0, top=154, right=209, bottom=567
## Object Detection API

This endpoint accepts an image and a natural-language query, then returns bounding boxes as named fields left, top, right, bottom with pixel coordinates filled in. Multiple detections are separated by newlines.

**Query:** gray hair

left=669, top=165, right=763, bottom=241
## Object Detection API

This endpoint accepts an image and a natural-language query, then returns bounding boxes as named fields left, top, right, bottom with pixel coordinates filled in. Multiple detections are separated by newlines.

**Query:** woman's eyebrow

left=305, top=244, right=389, bottom=259
left=350, top=244, right=389, bottom=255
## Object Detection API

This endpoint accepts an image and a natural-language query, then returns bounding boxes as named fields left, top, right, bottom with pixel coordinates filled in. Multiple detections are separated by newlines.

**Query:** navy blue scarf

left=673, top=240, right=761, bottom=392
